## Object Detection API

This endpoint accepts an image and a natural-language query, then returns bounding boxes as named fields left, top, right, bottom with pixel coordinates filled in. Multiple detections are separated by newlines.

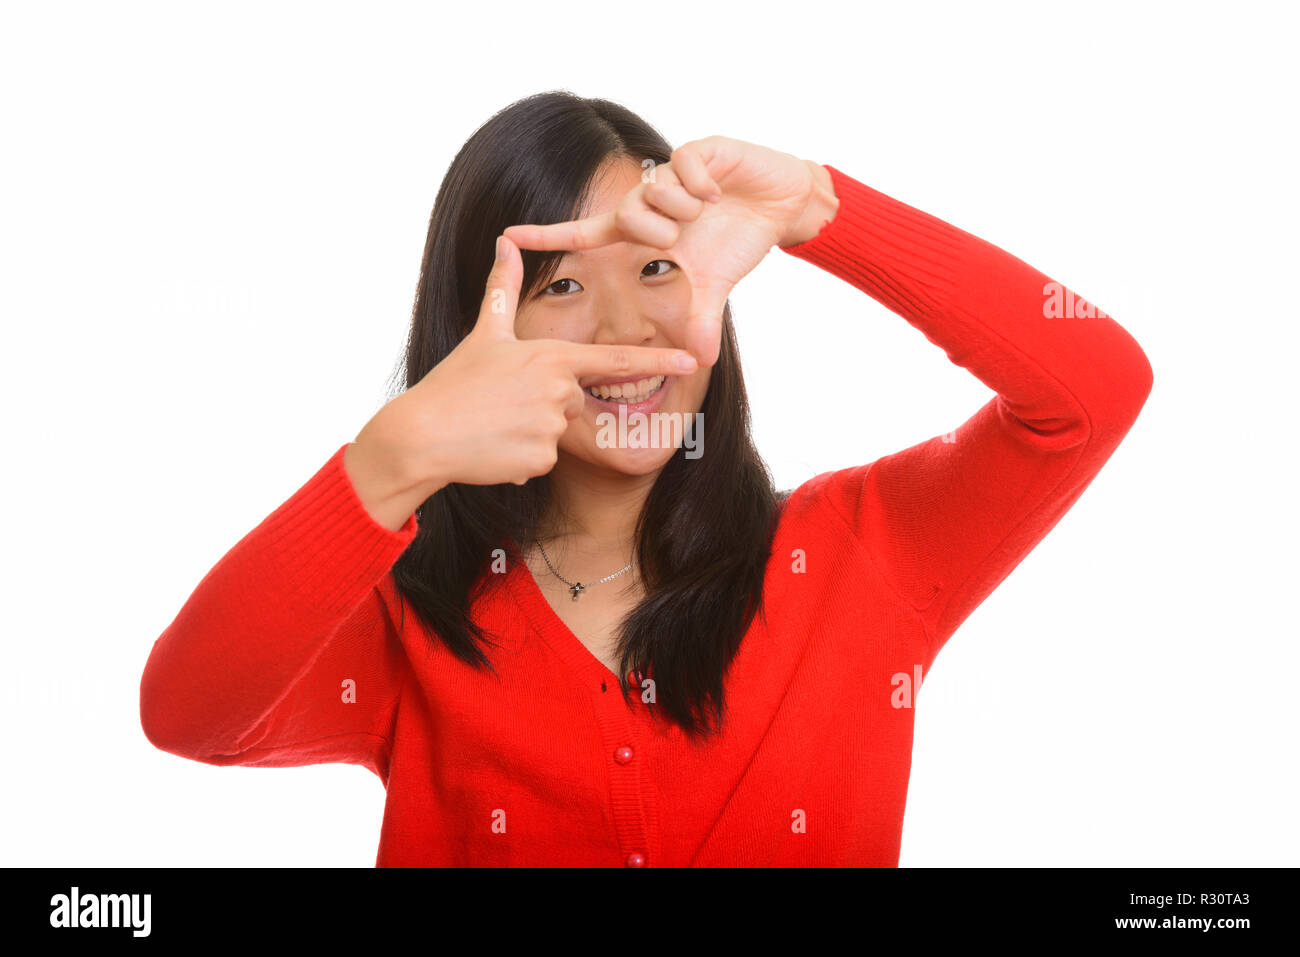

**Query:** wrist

left=779, top=160, right=840, bottom=248
left=344, top=434, right=441, bottom=532
left=409, top=423, right=454, bottom=501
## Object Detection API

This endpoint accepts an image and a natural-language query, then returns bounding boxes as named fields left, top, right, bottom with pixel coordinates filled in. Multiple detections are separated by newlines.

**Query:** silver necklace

left=533, top=538, right=635, bottom=601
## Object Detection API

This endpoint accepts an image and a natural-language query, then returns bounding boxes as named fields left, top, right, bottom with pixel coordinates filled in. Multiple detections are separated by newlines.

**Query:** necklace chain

left=533, top=539, right=636, bottom=601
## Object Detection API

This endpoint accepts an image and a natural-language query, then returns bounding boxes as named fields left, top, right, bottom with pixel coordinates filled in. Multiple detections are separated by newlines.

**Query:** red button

left=626, top=852, right=647, bottom=867
left=614, top=746, right=634, bottom=764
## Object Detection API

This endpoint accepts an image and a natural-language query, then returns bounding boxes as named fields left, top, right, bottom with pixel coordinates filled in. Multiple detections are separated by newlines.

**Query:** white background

left=3, top=0, right=1296, bottom=867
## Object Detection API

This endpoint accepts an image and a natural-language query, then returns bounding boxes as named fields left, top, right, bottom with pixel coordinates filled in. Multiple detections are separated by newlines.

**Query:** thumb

left=685, top=278, right=729, bottom=367
left=474, top=234, right=522, bottom=339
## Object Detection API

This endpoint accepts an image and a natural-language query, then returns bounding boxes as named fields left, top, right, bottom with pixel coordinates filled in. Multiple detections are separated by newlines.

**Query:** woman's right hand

left=342, top=234, right=699, bottom=529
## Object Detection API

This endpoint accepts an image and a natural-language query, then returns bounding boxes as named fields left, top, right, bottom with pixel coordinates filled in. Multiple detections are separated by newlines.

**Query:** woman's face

left=512, top=156, right=712, bottom=476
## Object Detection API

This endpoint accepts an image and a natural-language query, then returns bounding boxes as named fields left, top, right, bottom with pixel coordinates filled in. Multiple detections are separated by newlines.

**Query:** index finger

left=504, top=211, right=622, bottom=251
left=552, top=340, right=699, bottom=380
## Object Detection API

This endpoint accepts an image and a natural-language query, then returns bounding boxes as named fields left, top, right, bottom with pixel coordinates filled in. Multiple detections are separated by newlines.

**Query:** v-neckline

left=503, top=537, right=625, bottom=685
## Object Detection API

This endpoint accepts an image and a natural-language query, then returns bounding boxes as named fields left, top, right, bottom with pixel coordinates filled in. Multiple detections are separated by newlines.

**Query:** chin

left=582, top=444, right=679, bottom=476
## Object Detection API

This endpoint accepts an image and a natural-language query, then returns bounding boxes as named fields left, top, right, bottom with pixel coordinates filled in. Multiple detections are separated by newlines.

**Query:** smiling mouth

left=585, top=375, right=666, bottom=403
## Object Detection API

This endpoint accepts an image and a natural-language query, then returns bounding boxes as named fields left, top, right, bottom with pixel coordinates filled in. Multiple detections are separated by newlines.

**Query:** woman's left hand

left=503, top=135, right=836, bottom=367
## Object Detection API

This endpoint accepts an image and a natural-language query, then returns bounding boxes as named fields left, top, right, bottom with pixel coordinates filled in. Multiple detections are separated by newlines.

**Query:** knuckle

left=550, top=380, right=574, bottom=404
left=605, top=347, right=632, bottom=374
left=614, top=205, right=639, bottom=230
left=530, top=445, right=558, bottom=473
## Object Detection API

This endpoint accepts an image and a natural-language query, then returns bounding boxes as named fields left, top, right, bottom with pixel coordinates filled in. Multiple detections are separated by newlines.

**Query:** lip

left=584, top=375, right=670, bottom=415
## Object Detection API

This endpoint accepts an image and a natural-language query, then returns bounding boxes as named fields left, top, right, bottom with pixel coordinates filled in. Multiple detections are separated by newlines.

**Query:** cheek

left=514, top=319, right=559, bottom=341
left=513, top=302, right=585, bottom=342
left=684, top=369, right=712, bottom=409
left=647, top=290, right=692, bottom=330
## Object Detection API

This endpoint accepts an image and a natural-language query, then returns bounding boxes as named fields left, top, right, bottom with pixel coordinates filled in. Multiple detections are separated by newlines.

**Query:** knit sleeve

left=138, top=442, right=419, bottom=780
left=782, top=165, right=1153, bottom=661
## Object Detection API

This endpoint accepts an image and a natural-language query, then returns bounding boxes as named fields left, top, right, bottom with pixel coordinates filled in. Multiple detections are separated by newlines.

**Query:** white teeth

left=587, top=375, right=665, bottom=402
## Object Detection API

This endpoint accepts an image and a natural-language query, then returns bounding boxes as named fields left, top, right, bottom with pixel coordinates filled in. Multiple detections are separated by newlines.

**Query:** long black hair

left=388, top=90, right=781, bottom=739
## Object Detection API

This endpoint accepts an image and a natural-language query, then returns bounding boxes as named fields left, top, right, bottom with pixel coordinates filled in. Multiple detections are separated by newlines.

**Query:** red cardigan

left=139, top=165, right=1153, bottom=866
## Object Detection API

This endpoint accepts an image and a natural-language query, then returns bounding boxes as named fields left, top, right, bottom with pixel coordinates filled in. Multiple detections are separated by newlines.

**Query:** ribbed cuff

left=256, top=442, right=419, bottom=620
left=779, top=164, right=963, bottom=321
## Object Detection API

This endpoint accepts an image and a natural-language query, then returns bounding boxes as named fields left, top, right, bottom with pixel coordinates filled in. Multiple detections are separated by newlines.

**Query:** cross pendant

left=570, top=583, right=584, bottom=601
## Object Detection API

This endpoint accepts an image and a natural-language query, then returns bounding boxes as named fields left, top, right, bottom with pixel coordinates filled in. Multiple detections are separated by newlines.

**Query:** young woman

left=140, top=91, right=1153, bottom=867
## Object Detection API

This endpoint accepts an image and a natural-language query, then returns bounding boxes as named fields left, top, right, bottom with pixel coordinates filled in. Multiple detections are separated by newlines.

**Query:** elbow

left=1095, top=314, right=1154, bottom=426
left=140, top=672, right=245, bottom=763
left=140, top=702, right=220, bottom=763
left=1120, top=336, right=1155, bottom=421
left=139, top=686, right=183, bottom=757
left=139, top=667, right=201, bottom=759
left=1088, top=331, right=1154, bottom=446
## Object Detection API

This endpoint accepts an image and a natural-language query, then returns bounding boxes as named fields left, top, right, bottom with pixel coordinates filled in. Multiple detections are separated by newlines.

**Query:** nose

left=591, top=306, right=658, bottom=348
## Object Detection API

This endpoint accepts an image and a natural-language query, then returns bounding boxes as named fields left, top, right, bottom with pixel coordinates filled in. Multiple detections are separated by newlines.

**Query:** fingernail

left=496, top=236, right=507, bottom=261
left=707, top=191, right=721, bottom=203
left=675, top=354, right=697, bottom=372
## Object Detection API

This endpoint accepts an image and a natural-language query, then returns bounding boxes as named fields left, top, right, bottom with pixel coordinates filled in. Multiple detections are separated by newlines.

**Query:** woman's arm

left=782, top=165, right=1153, bottom=660
left=139, top=443, right=417, bottom=779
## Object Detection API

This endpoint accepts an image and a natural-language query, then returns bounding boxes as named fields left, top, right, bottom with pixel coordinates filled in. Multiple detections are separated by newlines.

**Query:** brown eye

left=642, top=260, right=677, bottom=278
left=542, top=278, right=582, bottom=296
